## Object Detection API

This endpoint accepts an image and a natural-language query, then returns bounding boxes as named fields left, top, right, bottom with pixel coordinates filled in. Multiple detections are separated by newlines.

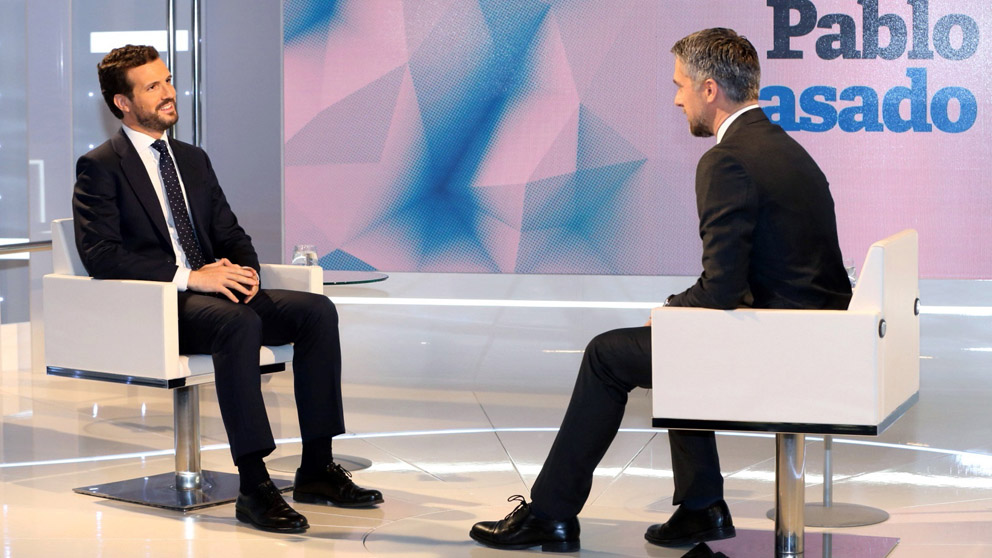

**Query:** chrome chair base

left=696, top=529, right=899, bottom=558
left=72, top=471, right=293, bottom=512
left=766, top=502, right=891, bottom=528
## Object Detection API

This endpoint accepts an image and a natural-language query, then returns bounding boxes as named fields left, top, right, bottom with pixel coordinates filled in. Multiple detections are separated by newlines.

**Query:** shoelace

left=330, top=462, right=353, bottom=479
left=504, top=494, right=529, bottom=520
left=258, top=482, right=290, bottom=508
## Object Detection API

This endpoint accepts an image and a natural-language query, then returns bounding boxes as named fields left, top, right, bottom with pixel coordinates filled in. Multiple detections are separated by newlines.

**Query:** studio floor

left=1, top=298, right=991, bottom=557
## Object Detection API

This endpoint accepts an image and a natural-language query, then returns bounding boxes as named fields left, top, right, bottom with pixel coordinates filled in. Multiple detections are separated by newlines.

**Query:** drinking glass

left=292, top=244, right=318, bottom=266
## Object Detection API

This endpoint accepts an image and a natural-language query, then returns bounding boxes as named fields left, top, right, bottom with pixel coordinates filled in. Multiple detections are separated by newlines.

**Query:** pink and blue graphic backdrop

left=283, top=0, right=992, bottom=278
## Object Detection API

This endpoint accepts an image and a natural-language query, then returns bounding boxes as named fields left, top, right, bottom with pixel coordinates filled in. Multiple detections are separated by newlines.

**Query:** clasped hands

left=188, top=258, right=259, bottom=303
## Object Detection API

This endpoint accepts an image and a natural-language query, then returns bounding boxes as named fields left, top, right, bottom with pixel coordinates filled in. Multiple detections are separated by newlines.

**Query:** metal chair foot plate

left=690, top=529, right=898, bottom=558
left=73, top=470, right=293, bottom=511
left=766, top=502, right=890, bottom=527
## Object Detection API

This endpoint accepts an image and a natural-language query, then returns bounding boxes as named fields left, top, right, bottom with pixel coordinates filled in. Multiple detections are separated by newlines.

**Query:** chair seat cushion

left=181, top=344, right=294, bottom=376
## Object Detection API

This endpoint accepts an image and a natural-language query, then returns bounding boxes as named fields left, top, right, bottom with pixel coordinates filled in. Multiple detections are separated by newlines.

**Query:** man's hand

left=188, top=258, right=259, bottom=303
left=242, top=266, right=260, bottom=303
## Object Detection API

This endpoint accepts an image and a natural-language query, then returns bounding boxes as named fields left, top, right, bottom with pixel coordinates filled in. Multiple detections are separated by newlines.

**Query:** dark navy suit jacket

left=668, top=108, right=852, bottom=311
left=73, top=128, right=259, bottom=282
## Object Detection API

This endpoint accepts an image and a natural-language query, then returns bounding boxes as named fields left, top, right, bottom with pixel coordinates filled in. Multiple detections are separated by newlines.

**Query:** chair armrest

left=260, top=264, right=321, bottom=294
left=651, top=306, right=886, bottom=426
left=43, top=274, right=180, bottom=379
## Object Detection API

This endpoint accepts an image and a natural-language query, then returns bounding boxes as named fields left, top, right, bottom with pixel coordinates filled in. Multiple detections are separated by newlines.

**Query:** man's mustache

left=157, top=98, right=177, bottom=110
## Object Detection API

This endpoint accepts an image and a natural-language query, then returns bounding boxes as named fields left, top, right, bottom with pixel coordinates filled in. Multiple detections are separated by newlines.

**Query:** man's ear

left=113, top=93, right=130, bottom=116
left=702, top=78, right=719, bottom=103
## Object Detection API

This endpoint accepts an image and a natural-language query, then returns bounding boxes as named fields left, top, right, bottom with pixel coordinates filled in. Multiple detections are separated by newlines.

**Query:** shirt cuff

left=174, top=266, right=191, bottom=291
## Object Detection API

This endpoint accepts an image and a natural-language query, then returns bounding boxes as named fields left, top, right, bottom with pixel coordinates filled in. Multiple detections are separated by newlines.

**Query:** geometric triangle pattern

left=318, top=250, right=376, bottom=272
left=286, top=66, right=405, bottom=166
left=283, top=0, right=341, bottom=46
left=283, top=0, right=682, bottom=274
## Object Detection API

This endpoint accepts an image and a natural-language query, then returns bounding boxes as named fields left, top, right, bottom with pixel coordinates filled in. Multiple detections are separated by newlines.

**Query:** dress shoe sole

left=292, top=491, right=384, bottom=508
left=469, top=531, right=580, bottom=553
left=235, top=509, right=309, bottom=534
left=644, top=525, right=736, bottom=547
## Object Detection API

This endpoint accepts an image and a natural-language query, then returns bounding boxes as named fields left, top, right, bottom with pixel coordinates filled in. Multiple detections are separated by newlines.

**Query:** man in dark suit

left=73, top=45, right=383, bottom=533
left=470, top=28, right=852, bottom=552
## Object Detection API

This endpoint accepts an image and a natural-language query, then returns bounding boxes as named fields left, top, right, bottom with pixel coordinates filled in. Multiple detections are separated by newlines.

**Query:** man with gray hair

left=470, top=28, right=850, bottom=552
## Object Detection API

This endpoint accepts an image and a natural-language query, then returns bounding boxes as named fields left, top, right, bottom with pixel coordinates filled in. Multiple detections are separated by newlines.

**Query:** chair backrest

left=849, top=229, right=920, bottom=416
left=52, top=218, right=87, bottom=277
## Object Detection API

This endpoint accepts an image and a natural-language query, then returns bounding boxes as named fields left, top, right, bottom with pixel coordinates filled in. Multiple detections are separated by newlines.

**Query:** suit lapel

left=168, top=139, right=213, bottom=257
left=111, top=129, right=171, bottom=246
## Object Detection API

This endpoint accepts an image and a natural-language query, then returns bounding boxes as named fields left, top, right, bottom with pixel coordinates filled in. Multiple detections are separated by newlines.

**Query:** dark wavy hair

left=671, top=28, right=760, bottom=104
left=97, top=45, right=161, bottom=119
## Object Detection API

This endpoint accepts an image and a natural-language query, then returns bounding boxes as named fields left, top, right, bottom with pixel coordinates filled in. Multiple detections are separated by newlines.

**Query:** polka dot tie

left=151, top=140, right=207, bottom=270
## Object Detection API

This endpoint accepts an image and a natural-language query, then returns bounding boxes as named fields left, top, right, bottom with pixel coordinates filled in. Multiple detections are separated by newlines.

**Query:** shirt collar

left=121, top=125, right=167, bottom=153
left=716, top=104, right=761, bottom=144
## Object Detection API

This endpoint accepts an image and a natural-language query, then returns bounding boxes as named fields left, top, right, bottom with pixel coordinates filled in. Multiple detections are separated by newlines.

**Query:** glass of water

left=844, top=258, right=857, bottom=287
left=292, top=244, right=318, bottom=266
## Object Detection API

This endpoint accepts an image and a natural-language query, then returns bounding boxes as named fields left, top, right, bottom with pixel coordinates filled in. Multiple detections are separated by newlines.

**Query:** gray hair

left=671, top=28, right=760, bottom=104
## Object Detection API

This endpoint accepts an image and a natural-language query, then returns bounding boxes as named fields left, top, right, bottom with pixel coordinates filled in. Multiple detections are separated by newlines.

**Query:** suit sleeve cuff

left=173, top=267, right=191, bottom=291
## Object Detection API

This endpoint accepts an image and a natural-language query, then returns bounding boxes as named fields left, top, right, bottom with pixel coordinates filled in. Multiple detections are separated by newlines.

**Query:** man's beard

left=689, top=115, right=713, bottom=138
left=135, top=99, right=179, bottom=132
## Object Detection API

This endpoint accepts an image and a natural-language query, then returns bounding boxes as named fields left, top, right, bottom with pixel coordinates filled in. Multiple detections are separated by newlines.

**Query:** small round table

left=267, top=269, right=388, bottom=474
left=322, top=270, right=389, bottom=286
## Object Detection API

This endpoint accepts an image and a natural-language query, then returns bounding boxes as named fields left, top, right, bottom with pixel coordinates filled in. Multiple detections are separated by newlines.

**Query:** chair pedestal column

left=766, top=435, right=891, bottom=527
left=699, top=433, right=899, bottom=558
left=174, top=385, right=202, bottom=491
left=775, top=433, right=805, bottom=557
left=73, top=384, right=292, bottom=511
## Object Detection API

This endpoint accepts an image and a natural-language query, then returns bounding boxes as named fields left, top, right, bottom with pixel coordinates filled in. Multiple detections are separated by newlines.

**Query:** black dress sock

left=236, top=450, right=271, bottom=493
left=300, top=436, right=334, bottom=474
left=529, top=503, right=554, bottom=520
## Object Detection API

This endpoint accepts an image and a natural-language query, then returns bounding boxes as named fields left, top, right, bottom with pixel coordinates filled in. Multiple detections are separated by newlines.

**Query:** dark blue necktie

left=151, top=139, right=207, bottom=270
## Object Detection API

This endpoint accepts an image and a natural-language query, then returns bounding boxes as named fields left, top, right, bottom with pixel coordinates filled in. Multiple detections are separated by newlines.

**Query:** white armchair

left=651, top=230, right=919, bottom=557
left=43, top=218, right=322, bottom=510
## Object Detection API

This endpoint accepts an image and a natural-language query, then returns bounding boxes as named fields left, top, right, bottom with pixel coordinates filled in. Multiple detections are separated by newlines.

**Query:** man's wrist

left=174, top=266, right=192, bottom=291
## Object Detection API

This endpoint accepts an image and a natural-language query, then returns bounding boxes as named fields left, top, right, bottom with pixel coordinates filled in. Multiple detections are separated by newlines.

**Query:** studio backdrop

left=282, top=0, right=990, bottom=278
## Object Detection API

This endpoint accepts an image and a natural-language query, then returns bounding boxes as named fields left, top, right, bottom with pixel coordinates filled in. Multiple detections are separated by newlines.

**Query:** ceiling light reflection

left=0, top=448, right=173, bottom=469
left=921, top=306, right=992, bottom=317
left=854, top=470, right=992, bottom=489
left=328, top=297, right=661, bottom=309
left=3, top=427, right=989, bottom=479
left=327, top=297, right=992, bottom=317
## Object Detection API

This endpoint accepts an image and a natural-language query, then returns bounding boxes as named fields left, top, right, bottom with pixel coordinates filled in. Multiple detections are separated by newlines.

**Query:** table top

left=323, top=270, right=389, bottom=285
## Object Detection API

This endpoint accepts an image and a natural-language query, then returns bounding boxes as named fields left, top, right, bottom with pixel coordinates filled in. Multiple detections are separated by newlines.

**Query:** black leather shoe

left=293, top=463, right=384, bottom=508
left=645, top=500, right=735, bottom=547
left=470, top=495, right=580, bottom=553
left=683, top=543, right=729, bottom=558
left=235, top=480, right=309, bottom=533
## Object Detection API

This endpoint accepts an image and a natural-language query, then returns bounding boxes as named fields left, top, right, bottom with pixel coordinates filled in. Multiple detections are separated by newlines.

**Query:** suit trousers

left=177, top=288, right=344, bottom=462
left=530, top=326, right=723, bottom=519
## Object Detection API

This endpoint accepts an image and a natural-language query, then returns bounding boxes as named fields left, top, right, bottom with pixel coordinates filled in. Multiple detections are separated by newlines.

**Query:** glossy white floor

left=1, top=273, right=991, bottom=557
